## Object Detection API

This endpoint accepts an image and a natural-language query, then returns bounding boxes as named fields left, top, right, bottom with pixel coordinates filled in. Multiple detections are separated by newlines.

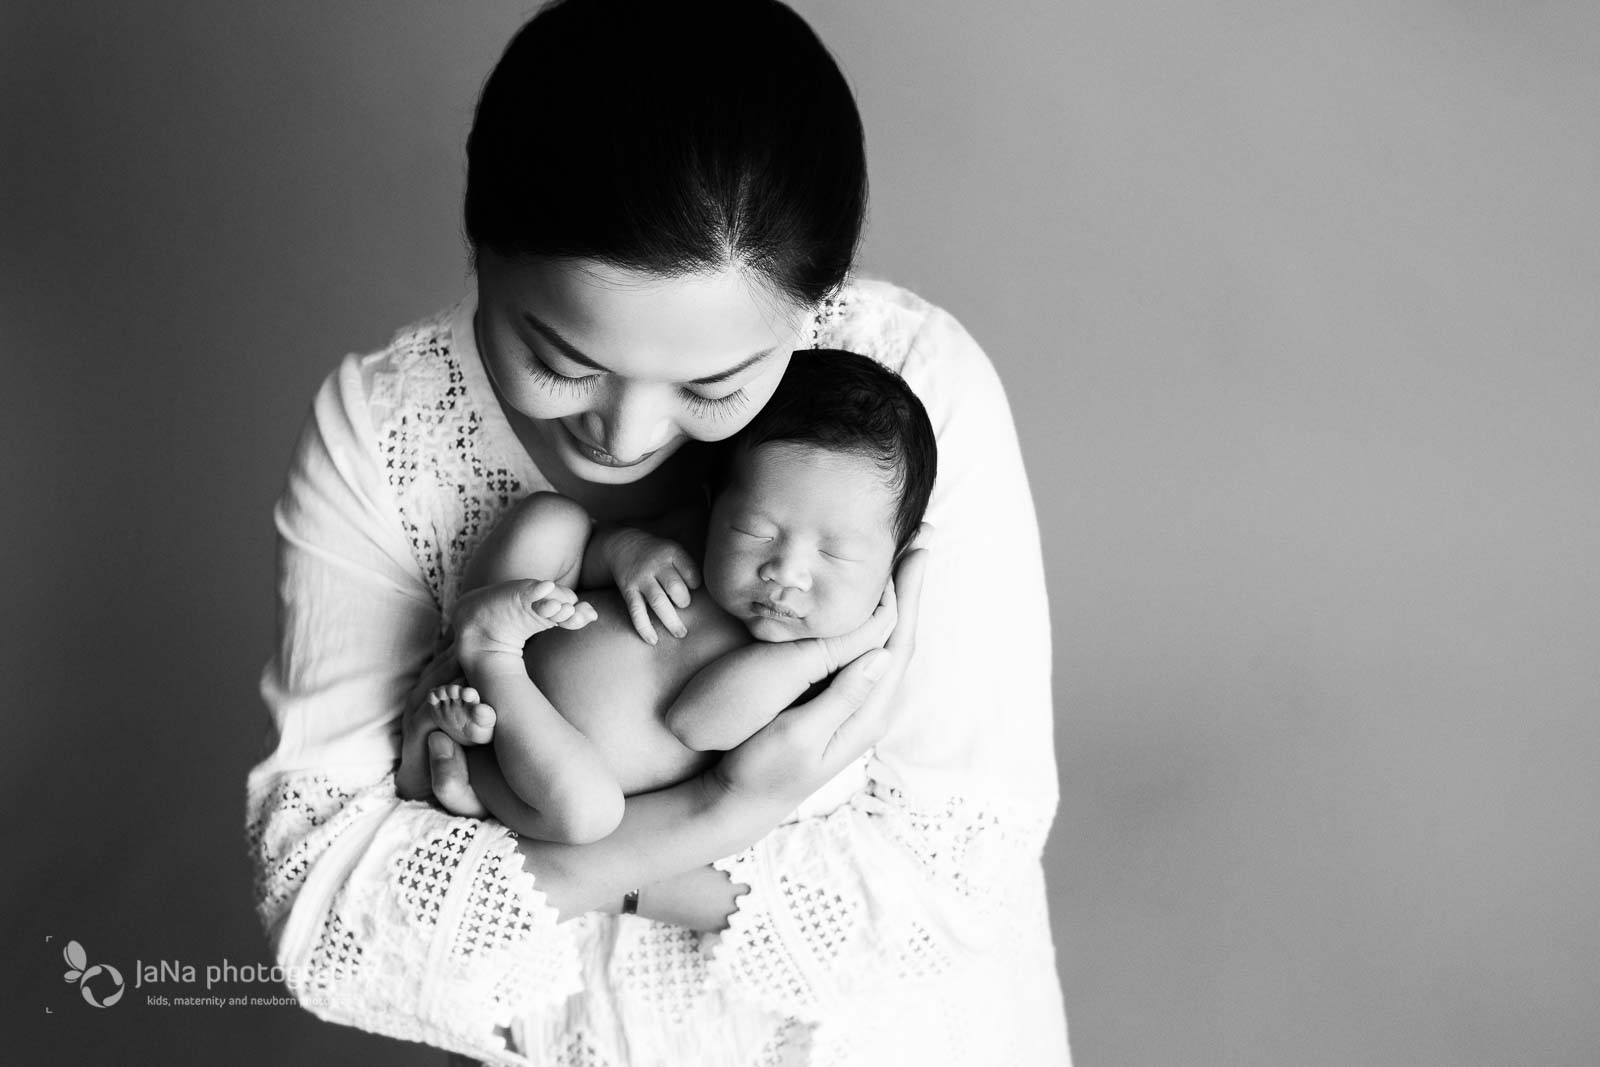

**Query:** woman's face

left=474, top=252, right=810, bottom=486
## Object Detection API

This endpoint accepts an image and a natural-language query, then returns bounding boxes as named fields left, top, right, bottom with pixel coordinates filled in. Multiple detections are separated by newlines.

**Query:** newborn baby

left=433, top=349, right=936, bottom=844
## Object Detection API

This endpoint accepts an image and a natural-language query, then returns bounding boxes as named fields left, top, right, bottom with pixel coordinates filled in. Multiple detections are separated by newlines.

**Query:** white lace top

left=248, top=279, right=1071, bottom=1065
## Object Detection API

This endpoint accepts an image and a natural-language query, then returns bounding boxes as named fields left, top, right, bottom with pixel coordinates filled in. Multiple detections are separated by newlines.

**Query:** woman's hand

left=712, top=542, right=931, bottom=811
left=811, top=571, right=898, bottom=676
left=395, top=634, right=495, bottom=816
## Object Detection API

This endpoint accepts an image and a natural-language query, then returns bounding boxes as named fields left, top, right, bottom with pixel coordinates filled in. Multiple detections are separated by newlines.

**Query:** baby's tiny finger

left=626, top=591, right=659, bottom=645
left=677, top=558, right=702, bottom=589
left=665, top=576, right=691, bottom=609
left=647, top=586, right=687, bottom=639
left=557, top=601, right=596, bottom=629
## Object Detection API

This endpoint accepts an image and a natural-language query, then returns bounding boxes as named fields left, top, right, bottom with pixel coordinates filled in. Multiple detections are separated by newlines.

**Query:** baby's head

left=703, top=349, right=936, bottom=642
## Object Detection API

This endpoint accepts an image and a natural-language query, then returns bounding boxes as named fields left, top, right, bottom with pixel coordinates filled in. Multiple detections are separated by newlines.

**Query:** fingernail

left=862, top=651, right=890, bottom=681
left=428, top=733, right=453, bottom=760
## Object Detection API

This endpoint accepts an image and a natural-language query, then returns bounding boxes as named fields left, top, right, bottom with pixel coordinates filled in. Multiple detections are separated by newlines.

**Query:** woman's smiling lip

left=561, top=422, right=657, bottom=468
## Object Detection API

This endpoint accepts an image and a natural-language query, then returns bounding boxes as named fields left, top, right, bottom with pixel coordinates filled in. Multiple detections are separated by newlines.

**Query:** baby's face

left=704, top=442, right=899, bottom=642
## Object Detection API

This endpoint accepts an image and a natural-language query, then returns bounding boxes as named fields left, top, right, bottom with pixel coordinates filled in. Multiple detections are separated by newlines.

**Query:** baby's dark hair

left=716, top=350, right=937, bottom=555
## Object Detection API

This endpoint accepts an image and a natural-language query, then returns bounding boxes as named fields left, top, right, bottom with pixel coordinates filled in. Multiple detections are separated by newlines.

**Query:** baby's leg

left=464, top=490, right=594, bottom=594
left=428, top=683, right=558, bottom=837
left=452, top=580, right=617, bottom=843
left=448, top=492, right=621, bottom=844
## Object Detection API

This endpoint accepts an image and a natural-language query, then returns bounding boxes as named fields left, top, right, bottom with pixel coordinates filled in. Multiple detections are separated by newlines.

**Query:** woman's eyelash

left=526, top=353, right=597, bottom=394
left=681, top=387, right=750, bottom=420
left=525, top=345, right=748, bottom=417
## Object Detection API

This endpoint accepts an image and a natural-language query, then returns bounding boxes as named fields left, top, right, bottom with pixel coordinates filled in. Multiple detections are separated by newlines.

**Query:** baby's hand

left=601, top=527, right=701, bottom=644
left=814, top=575, right=899, bottom=676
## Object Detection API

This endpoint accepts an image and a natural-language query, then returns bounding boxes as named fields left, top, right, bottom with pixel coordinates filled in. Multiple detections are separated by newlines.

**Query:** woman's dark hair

left=716, top=350, right=937, bottom=555
left=465, top=0, right=867, bottom=307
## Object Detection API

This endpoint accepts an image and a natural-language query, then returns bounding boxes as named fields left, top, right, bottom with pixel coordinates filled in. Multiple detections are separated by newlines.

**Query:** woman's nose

left=582, top=383, right=674, bottom=462
left=759, top=550, right=810, bottom=592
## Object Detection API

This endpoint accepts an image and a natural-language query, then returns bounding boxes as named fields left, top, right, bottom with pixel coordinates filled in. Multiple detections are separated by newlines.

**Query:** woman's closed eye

left=681, top=386, right=750, bottom=421
left=524, top=350, right=599, bottom=395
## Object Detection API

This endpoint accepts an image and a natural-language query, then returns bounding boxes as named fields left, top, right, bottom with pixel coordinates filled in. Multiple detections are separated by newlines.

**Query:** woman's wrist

left=511, top=771, right=782, bottom=920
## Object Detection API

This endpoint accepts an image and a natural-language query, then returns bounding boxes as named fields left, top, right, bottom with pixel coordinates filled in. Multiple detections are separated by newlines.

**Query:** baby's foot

left=453, top=579, right=598, bottom=664
left=427, top=682, right=497, bottom=739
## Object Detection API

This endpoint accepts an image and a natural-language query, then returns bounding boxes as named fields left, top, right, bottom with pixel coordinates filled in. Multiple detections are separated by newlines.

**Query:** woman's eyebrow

left=522, top=312, right=776, bottom=385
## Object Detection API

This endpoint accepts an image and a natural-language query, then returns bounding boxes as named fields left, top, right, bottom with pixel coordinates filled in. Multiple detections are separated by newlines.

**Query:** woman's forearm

left=632, top=864, right=747, bottom=931
left=516, top=773, right=782, bottom=921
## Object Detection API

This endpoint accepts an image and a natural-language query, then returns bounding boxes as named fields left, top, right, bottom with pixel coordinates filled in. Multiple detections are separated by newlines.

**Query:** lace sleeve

left=705, top=304, right=1060, bottom=1022
left=246, top=356, right=580, bottom=1062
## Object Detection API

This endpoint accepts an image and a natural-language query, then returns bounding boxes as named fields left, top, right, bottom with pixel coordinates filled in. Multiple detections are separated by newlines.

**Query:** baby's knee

left=546, top=787, right=625, bottom=845
left=468, top=491, right=592, bottom=588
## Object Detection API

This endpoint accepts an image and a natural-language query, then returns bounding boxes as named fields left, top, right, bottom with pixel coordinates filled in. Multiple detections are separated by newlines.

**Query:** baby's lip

left=751, top=600, right=802, bottom=620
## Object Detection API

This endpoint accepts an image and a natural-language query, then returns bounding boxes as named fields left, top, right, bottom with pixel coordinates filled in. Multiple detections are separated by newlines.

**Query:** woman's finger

left=882, top=547, right=929, bottom=654
left=782, top=648, right=891, bottom=753
left=396, top=724, right=432, bottom=800
left=428, top=732, right=487, bottom=817
left=829, top=548, right=930, bottom=756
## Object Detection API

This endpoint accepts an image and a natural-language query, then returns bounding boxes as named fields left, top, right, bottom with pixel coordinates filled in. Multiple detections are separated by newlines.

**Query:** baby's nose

left=760, top=553, right=810, bottom=592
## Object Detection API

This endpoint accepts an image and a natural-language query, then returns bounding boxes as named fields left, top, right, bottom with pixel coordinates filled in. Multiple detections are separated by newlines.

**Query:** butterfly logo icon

left=62, top=940, right=125, bottom=1008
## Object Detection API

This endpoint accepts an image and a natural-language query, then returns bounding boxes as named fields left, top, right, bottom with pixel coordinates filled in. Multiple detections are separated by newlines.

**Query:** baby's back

left=523, top=589, right=751, bottom=795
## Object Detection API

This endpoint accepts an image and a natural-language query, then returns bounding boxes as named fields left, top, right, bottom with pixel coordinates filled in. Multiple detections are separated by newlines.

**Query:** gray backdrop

left=5, top=1, right=1597, bottom=1064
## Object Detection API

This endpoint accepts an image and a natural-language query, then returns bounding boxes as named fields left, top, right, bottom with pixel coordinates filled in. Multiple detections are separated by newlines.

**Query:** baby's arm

left=666, top=577, right=899, bottom=751
left=453, top=493, right=623, bottom=844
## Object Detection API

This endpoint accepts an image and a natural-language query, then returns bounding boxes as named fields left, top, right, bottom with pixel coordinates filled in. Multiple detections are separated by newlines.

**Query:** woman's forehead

left=482, top=253, right=807, bottom=381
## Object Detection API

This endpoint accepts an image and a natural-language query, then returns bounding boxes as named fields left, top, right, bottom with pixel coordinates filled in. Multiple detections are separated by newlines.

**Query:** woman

left=248, top=1, right=1069, bottom=1063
